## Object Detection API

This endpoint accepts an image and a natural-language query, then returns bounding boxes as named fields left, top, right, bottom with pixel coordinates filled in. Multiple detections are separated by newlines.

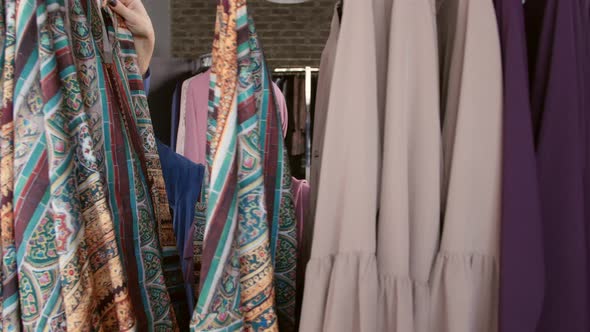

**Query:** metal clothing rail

left=274, top=67, right=319, bottom=73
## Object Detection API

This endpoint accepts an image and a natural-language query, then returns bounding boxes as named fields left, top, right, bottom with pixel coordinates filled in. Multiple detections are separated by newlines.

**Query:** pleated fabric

left=299, top=0, right=381, bottom=331
left=301, top=0, right=503, bottom=331
left=376, top=0, right=441, bottom=331
left=302, top=0, right=441, bottom=330
left=430, top=0, right=503, bottom=330
left=300, top=5, right=340, bottom=319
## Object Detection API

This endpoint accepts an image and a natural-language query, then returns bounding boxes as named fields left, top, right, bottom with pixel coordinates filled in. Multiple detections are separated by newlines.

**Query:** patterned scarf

left=192, top=0, right=297, bottom=330
left=5, top=0, right=177, bottom=330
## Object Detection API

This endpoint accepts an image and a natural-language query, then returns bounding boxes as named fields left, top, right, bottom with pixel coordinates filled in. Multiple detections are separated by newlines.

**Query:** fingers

left=108, top=0, right=134, bottom=21
left=117, top=0, right=137, bottom=6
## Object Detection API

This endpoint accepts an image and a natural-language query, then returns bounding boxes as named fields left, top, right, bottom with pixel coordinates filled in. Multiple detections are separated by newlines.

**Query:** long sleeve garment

left=176, top=70, right=210, bottom=164
left=525, top=0, right=590, bottom=330
left=300, top=0, right=442, bottom=331
left=177, top=69, right=288, bottom=165
left=493, top=0, right=545, bottom=331
left=430, top=0, right=503, bottom=331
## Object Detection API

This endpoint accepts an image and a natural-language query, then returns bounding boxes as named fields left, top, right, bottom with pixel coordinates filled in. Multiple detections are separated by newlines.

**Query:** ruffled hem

left=430, top=252, right=498, bottom=332
left=299, top=252, right=378, bottom=332
left=377, top=275, right=430, bottom=332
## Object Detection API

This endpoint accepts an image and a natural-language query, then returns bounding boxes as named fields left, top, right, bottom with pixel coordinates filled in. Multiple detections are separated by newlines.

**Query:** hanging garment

left=274, top=82, right=289, bottom=138
left=300, top=0, right=442, bottom=330
left=144, top=57, right=193, bottom=145
left=299, top=0, right=381, bottom=330
left=525, top=0, right=590, bottom=330
left=292, top=177, right=310, bottom=326
left=157, top=139, right=204, bottom=317
left=291, top=76, right=306, bottom=156
left=9, top=0, right=177, bottom=330
left=174, top=68, right=293, bottom=288
left=376, top=0, right=442, bottom=330
left=177, top=69, right=288, bottom=166
left=0, top=0, right=20, bottom=329
left=145, top=72, right=206, bottom=318
left=292, top=179, right=309, bottom=257
left=493, top=0, right=545, bottom=331
left=430, top=0, right=503, bottom=331
left=191, top=1, right=297, bottom=330
left=187, top=186, right=207, bottom=307
left=176, top=60, right=296, bottom=330
left=170, top=82, right=182, bottom=150
left=303, top=3, right=340, bottom=301
left=176, top=69, right=210, bottom=164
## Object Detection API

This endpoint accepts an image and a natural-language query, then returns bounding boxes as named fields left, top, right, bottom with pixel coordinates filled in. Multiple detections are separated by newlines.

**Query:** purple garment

left=494, top=1, right=545, bottom=331
left=525, top=0, right=590, bottom=331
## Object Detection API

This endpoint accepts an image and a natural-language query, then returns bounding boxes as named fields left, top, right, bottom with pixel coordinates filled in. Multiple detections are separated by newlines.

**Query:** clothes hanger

left=193, top=53, right=212, bottom=75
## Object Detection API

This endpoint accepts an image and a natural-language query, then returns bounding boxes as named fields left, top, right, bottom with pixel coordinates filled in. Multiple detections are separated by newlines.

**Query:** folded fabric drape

left=0, top=0, right=19, bottom=329
left=1, top=0, right=178, bottom=330
left=430, top=1, right=503, bottom=331
left=525, top=0, right=590, bottom=330
left=191, top=0, right=297, bottom=331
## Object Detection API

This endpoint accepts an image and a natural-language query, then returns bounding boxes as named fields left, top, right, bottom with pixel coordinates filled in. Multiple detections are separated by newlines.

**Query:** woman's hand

left=108, top=0, right=154, bottom=75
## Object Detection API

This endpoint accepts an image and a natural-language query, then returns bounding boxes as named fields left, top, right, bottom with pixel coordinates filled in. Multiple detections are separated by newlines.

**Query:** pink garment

left=176, top=70, right=210, bottom=164
left=177, top=70, right=288, bottom=164
left=273, top=82, right=289, bottom=138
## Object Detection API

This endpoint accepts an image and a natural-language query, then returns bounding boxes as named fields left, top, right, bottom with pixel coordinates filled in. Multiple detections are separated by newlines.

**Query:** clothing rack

left=274, top=66, right=319, bottom=180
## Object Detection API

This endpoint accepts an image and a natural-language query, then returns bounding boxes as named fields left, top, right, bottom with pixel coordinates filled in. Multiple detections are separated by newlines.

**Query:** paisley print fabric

left=4, top=0, right=177, bottom=330
left=1, top=0, right=21, bottom=330
left=191, top=0, right=297, bottom=330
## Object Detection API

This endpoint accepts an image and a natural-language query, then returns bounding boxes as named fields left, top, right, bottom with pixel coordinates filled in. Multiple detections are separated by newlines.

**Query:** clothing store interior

left=0, top=0, right=588, bottom=330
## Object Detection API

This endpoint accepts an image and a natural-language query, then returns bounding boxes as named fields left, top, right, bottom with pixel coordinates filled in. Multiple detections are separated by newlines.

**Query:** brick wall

left=171, top=0, right=336, bottom=68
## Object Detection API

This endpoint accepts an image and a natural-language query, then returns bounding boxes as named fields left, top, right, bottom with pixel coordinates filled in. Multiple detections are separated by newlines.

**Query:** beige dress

left=300, top=0, right=441, bottom=331
left=298, top=4, right=341, bottom=318
left=300, top=0, right=503, bottom=331
left=299, top=0, right=380, bottom=330
left=302, top=3, right=340, bottom=285
left=430, top=0, right=503, bottom=331
left=376, top=0, right=441, bottom=331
